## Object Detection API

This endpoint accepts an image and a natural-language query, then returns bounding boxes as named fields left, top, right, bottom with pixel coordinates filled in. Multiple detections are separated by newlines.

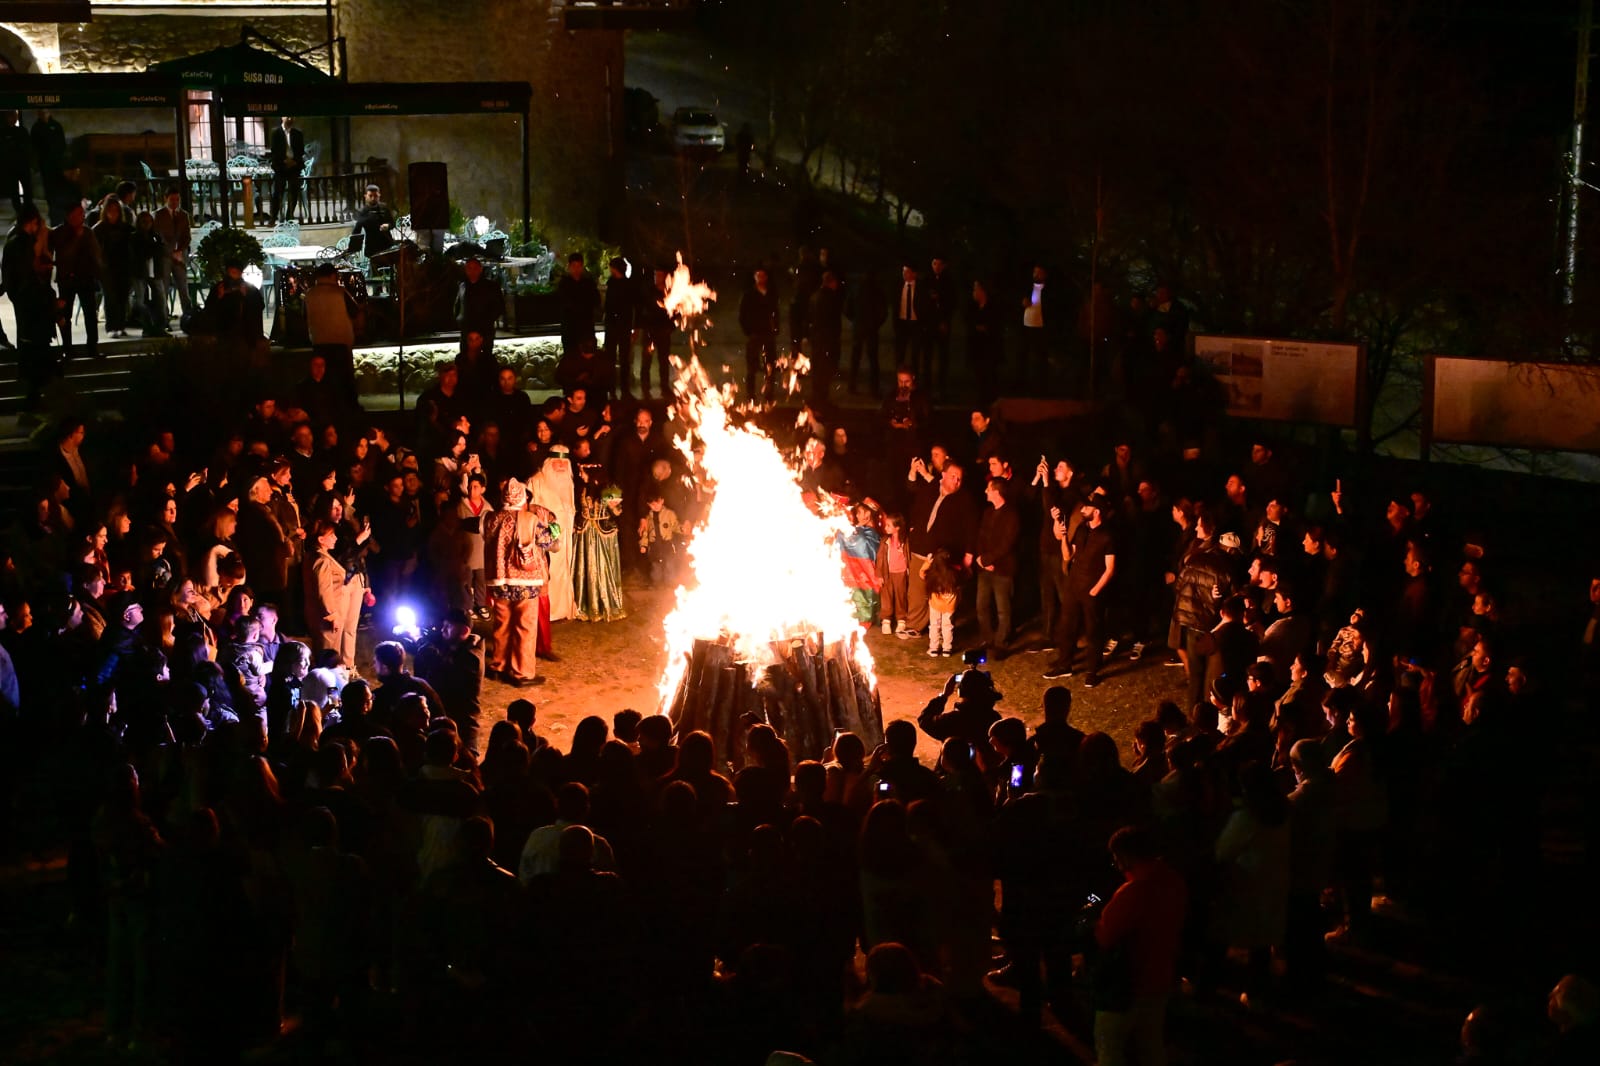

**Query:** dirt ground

left=476, top=578, right=1181, bottom=766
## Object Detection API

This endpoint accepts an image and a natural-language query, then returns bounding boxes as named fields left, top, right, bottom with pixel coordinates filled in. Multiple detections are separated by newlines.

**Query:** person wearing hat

left=91, top=591, right=147, bottom=699
left=483, top=477, right=559, bottom=687
left=1044, top=490, right=1116, bottom=687
left=204, top=256, right=265, bottom=345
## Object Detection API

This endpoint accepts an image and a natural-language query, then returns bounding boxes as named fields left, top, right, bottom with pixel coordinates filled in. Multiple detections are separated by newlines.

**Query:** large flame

left=654, top=256, right=876, bottom=713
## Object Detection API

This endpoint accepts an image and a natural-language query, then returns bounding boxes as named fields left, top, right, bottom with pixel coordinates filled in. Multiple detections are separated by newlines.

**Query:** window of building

left=186, top=90, right=267, bottom=161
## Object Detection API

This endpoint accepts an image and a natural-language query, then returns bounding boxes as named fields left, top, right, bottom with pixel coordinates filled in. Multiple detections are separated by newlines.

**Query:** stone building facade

left=1, top=0, right=621, bottom=239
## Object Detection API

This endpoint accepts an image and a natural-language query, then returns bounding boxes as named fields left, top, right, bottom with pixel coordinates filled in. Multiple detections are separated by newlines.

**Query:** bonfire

left=653, top=255, right=883, bottom=763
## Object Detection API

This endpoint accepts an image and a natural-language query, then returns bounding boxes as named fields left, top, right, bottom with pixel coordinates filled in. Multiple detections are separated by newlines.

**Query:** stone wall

left=339, top=0, right=622, bottom=244
left=55, top=15, right=329, bottom=73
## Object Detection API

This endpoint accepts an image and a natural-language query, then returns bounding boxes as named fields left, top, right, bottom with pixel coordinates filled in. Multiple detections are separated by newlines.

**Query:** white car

left=671, top=107, right=726, bottom=152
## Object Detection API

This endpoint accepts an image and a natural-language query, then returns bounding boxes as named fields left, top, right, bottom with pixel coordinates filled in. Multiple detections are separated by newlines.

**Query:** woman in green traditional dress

left=574, top=485, right=627, bottom=622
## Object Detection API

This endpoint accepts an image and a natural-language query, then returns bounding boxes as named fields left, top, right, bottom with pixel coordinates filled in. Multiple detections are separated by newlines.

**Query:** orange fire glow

left=654, top=257, right=876, bottom=712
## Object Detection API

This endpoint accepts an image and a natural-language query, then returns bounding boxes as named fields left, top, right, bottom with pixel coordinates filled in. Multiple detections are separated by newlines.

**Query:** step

left=0, top=386, right=129, bottom=416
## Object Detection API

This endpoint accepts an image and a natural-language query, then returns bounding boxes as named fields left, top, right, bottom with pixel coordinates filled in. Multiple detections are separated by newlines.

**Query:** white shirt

left=518, top=819, right=616, bottom=883
left=900, top=281, right=917, bottom=321
left=1024, top=282, right=1045, bottom=328
left=60, top=445, right=89, bottom=490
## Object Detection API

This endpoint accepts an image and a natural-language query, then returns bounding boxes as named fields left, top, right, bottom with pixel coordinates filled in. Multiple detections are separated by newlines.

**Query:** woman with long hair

left=92, top=197, right=133, bottom=337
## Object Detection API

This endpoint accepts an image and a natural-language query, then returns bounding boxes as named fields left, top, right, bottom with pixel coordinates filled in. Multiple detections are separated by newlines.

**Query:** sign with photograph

left=1193, top=334, right=1364, bottom=427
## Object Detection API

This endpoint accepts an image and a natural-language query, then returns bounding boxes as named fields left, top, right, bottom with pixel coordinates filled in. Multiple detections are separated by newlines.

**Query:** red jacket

left=1095, top=859, right=1187, bottom=998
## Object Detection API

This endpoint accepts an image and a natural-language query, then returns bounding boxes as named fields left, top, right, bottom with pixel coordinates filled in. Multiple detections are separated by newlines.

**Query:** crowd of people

left=0, top=214, right=1596, bottom=1065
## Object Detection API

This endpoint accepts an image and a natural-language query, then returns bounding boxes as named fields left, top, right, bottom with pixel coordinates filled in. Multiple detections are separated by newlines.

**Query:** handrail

left=129, top=168, right=383, bottom=227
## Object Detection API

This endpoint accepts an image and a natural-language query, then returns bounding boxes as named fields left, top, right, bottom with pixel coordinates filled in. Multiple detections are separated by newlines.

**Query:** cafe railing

left=129, top=167, right=384, bottom=228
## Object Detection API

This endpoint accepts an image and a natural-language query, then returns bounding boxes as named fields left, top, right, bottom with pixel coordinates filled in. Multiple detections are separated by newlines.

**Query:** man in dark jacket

left=808, top=268, right=845, bottom=404
left=1, top=110, right=30, bottom=214
left=456, top=256, right=504, bottom=359
left=905, top=461, right=978, bottom=635
left=4, top=206, right=57, bottom=410
left=917, top=669, right=1002, bottom=751
left=50, top=202, right=102, bottom=361
left=30, top=110, right=66, bottom=218
left=602, top=257, right=635, bottom=396
left=556, top=252, right=600, bottom=358
left=637, top=266, right=675, bottom=399
left=1171, top=513, right=1242, bottom=709
left=975, top=477, right=1022, bottom=657
left=350, top=183, right=394, bottom=256
left=847, top=272, right=888, bottom=395
left=739, top=266, right=780, bottom=401
left=926, top=256, right=958, bottom=394
left=415, top=609, right=486, bottom=759
left=267, top=116, right=305, bottom=223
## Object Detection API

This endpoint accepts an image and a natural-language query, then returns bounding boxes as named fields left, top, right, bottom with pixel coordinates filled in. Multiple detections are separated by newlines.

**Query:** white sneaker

left=1129, top=641, right=1147, bottom=660
left=882, top=619, right=892, bottom=635
left=928, top=647, right=942, bottom=657
left=1102, top=637, right=1120, bottom=656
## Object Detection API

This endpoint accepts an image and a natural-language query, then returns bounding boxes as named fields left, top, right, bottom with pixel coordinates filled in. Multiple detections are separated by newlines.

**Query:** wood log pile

left=666, top=633, right=884, bottom=766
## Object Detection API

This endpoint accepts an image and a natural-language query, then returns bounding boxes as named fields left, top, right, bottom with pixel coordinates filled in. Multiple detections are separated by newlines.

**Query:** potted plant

left=194, top=227, right=266, bottom=285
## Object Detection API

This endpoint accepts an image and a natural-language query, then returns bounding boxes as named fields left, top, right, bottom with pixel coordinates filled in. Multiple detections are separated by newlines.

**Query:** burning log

left=668, top=633, right=883, bottom=765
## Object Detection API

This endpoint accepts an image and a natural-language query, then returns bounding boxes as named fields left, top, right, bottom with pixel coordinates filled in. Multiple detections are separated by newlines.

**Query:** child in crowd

left=921, top=549, right=960, bottom=657
left=640, top=490, right=682, bottom=587
left=302, top=648, right=351, bottom=723
left=840, top=502, right=883, bottom=629
left=875, top=511, right=910, bottom=636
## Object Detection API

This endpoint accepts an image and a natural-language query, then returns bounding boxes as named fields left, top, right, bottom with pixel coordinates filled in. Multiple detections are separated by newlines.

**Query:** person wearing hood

left=528, top=446, right=578, bottom=622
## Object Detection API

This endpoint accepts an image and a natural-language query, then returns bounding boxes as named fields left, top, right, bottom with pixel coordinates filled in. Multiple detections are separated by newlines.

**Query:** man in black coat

left=415, top=609, right=486, bottom=759
left=905, top=461, right=978, bottom=635
left=807, top=268, right=845, bottom=405
left=455, top=256, right=504, bottom=359
left=738, top=266, right=780, bottom=400
left=975, top=476, right=1022, bottom=657
left=637, top=266, right=675, bottom=399
left=602, top=257, right=635, bottom=396
left=556, top=252, right=600, bottom=358
left=847, top=272, right=888, bottom=395
left=30, top=110, right=66, bottom=218
left=926, top=256, right=958, bottom=394
left=1, top=110, right=31, bottom=214
left=350, top=183, right=395, bottom=256
left=268, top=116, right=306, bottom=223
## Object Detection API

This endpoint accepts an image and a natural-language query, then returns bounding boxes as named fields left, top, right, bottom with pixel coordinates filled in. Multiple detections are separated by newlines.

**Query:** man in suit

left=268, top=116, right=306, bottom=223
left=892, top=262, right=928, bottom=377
left=152, top=186, right=192, bottom=323
left=1021, top=263, right=1059, bottom=392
